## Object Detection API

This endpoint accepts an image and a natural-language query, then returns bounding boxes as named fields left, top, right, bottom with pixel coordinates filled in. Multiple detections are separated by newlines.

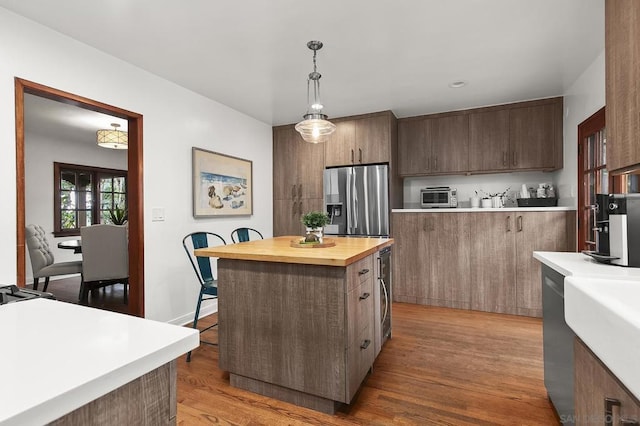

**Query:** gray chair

left=25, top=224, right=83, bottom=292
left=80, top=224, right=129, bottom=304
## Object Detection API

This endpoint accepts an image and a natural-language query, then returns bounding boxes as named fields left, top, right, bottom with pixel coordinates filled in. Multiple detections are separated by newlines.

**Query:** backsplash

left=403, top=171, right=576, bottom=208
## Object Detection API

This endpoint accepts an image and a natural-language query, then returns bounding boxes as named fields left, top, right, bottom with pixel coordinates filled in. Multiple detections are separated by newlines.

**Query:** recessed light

left=448, top=81, right=467, bottom=88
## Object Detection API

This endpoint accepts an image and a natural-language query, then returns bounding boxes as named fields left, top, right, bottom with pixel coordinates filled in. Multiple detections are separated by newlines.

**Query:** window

left=577, top=107, right=639, bottom=251
left=54, top=163, right=127, bottom=236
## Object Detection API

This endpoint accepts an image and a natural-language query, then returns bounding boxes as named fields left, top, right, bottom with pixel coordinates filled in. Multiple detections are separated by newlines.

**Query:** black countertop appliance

left=0, top=285, right=55, bottom=305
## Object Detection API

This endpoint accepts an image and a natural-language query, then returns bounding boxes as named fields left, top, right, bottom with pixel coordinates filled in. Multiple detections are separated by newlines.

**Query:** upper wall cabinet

left=605, top=0, right=640, bottom=173
left=398, top=115, right=469, bottom=175
left=324, top=111, right=396, bottom=167
left=398, top=97, right=563, bottom=177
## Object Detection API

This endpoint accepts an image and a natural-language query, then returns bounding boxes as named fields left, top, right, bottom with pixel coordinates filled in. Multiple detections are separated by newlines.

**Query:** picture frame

left=192, top=147, right=253, bottom=217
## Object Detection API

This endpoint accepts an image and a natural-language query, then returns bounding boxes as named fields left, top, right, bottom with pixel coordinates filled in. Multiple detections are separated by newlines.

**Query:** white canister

left=491, top=196, right=503, bottom=208
left=470, top=197, right=480, bottom=208
left=481, top=198, right=492, bottom=208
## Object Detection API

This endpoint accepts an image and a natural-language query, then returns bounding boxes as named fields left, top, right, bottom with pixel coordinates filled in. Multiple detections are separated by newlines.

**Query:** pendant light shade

left=295, top=41, right=336, bottom=144
left=97, top=123, right=128, bottom=150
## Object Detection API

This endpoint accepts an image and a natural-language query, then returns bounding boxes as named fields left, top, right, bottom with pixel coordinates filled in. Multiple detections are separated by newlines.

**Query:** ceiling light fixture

left=96, top=123, right=128, bottom=150
left=294, top=40, right=336, bottom=144
left=448, top=81, right=467, bottom=89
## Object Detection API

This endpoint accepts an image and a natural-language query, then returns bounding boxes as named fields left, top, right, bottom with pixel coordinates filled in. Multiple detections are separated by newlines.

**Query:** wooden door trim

left=15, top=78, right=145, bottom=317
left=576, top=106, right=607, bottom=251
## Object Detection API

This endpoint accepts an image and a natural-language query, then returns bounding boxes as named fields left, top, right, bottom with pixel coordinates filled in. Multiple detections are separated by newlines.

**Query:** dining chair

left=25, top=224, right=83, bottom=293
left=182, top=232, right=227, bottom=362
left=80, top=224, right=129, bottom=304
left=230, top=227, right=264, bottom=243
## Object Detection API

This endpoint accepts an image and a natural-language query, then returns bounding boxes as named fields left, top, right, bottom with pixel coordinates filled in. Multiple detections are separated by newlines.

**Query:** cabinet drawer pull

left=292, top=202, right=297, bottom=215
left=351, top=149, right=354, bottom=164
left=605, top=397, right=620, bottom=426
left=359, top=148, right=363, bottom=163
left=358, top=268, right=370, bottom=275
left=291, top=184, right=297, bottom=199
left=360, top=339, right=371, bottom=350
left=622, top=419, right=640, bottom=426
left=517, top=215, right=523, bottom=232
left=506, top=215, right=511, bottom=232
left=359, top=292, right=370, bottom=300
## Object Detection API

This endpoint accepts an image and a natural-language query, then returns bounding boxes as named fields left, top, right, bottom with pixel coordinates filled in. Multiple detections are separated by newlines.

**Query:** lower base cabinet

left=575, top=338, right=640, bottom=425
left=393, top=210, right=575, bottom=317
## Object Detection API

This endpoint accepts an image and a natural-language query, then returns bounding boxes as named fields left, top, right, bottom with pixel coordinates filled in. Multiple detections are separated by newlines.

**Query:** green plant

left=107, top=207, right=128, bottom=225
left=301, top=211, right=329, bottom=229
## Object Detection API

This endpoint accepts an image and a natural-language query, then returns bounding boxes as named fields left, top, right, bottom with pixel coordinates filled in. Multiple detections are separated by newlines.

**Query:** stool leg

left=43, top=277, right=50, bottom=292
left=186, top=289, right=205, bottom=363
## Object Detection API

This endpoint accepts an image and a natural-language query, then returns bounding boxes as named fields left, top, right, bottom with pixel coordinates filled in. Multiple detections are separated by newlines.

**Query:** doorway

left=15, top=78, right=145, bottom=317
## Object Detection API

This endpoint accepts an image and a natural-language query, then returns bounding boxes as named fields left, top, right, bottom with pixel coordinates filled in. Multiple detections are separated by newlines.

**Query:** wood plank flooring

left=177, top=303, right=559, bottom=425
left=26, top=276, right=129, bottom=314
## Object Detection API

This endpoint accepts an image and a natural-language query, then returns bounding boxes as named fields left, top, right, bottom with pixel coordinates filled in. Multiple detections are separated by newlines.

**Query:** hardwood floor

left=177, top=303, right=559, bottom=425
left=27, top=276, right=129, bottom=314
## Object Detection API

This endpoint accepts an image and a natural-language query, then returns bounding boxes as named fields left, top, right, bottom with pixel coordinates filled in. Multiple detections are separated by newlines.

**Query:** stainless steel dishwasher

left=542, top=264, right=576, bottom=424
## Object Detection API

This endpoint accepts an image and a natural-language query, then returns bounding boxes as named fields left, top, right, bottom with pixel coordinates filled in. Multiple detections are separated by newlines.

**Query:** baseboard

left=169, top=299, right=218, bottom=326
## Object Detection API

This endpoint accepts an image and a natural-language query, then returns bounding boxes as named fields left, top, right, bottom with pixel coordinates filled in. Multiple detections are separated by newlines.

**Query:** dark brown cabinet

left=393, top=210, right=575, bottom=317
left=324, top=111, right=396, bottom=167
left=398, top=97, right=563, bottom=176
left=605, top=0, right=640, bottom=173
left=391, top=212, right=470, bottom=309
left=398, top=114, right=469, bottom=175
left=575, top=338, right=640, bottom=426
left=509, top=101, right=562, bottom=171
left=272, top=126, right=324, bottom=236
left=470, top=212, right=517, bottom=314
left=469, top=109, right=510, bottom=172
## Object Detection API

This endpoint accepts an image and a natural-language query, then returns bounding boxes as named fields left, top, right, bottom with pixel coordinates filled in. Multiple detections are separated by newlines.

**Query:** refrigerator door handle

left=346, top=169, right=353, bottom=233
left=352, top=169, right=358, bottom=231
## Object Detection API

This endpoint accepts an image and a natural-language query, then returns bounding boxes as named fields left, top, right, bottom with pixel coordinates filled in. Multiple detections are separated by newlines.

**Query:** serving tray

left=290, top=238, right=336, bottom=248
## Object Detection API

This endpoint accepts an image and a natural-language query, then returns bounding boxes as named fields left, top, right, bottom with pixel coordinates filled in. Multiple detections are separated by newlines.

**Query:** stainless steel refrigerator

left=323, top=164, right=389, bottom=237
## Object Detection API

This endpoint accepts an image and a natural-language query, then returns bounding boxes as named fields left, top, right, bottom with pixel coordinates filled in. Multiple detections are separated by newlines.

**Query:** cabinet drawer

left=346, top=325, right=374, bottom=402
left=347, top=255, right=374, bottom=293
left=347, top=278, right=374, bottom=345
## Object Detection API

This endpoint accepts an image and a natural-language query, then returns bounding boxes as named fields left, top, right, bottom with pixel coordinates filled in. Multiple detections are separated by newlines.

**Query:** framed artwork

left=192, top=147, right=253, bottom=217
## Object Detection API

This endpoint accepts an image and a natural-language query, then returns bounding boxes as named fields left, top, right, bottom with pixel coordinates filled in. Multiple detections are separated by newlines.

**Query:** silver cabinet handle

left=517, top=215, right=523, bottom=232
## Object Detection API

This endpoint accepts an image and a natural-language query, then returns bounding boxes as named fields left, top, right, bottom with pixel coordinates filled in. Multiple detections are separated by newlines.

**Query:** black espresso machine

left=584, top=193, right=640, bottom=267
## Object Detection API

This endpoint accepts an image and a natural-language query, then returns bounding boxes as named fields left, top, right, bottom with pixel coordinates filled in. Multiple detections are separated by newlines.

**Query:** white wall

left=24, top=130, right=127, bottom=280
left=0, top=8, right=273, bottom=323
left=553, top=50, right=606, bottom=207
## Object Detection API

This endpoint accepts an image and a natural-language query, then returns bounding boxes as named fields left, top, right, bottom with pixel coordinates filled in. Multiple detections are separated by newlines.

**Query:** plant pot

left=304, top=227, right=324, bottom=243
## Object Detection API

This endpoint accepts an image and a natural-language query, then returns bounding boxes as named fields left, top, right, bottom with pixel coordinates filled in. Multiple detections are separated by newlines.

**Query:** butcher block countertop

left=195, top=235, right=394, bottom=267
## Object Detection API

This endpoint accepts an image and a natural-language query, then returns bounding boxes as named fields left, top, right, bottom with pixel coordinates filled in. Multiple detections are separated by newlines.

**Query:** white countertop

left=534, top=251, right=640, bottom=399
left=533, top=251, right=640, bottom=278
left=0, top=299, right=199, bottom=425
left=393, top=207, right=575, bottom=213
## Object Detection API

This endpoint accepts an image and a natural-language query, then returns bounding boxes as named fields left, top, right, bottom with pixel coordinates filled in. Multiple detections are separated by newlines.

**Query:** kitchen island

left=195, top=235, right=393, bottom=414
left=0, top=298, right=198, bottom=425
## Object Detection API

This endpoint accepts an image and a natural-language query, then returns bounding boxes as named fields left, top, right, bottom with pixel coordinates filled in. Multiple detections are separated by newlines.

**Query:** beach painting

left=192, top=147, right=253, bottom=217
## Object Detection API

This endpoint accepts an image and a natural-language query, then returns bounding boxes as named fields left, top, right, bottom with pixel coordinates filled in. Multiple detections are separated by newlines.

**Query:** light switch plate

left=151, top=207, right=165, bottom=222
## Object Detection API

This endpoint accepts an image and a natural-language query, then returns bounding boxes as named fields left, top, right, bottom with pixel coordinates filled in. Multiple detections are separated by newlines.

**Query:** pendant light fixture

left=96, top=123, right=128, bottom=150
left=294, top=40, right=336, bottom=144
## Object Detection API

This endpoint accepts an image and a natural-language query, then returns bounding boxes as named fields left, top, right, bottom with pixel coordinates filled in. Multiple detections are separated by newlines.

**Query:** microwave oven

left=420, top=187, right=458, bottom=208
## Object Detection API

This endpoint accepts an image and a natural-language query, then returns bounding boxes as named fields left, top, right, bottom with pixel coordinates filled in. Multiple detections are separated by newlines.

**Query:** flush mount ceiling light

left=294, top=40, right=336, bottom=144
left=448, top=80, right=467, bottom=88
left=96, top=123, right=128, bottom=150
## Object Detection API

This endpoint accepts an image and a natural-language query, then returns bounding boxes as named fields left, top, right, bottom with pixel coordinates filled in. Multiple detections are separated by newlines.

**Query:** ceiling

left=4, top=0, right=604, bottom=129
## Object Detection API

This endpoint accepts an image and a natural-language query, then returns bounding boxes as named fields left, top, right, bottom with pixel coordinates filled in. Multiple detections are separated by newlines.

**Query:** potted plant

left=301, top=211, right=330, bottom=243
left=107, top=207, right=128, bottom=225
